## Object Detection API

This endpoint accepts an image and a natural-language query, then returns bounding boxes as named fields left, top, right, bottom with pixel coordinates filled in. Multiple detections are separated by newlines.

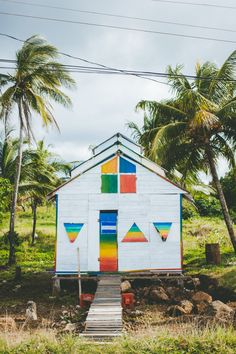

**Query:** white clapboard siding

left=149, top=222, right=181, bottom=269
left=55, top=148, right=184, bottom=273
left=56, top=222, right=88, bottom=272
left=87, top=209, right=100, bottom=271
left=63, top=162, right=182, bottom=196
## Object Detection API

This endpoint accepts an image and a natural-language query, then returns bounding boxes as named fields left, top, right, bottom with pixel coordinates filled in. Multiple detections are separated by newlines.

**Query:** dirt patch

left=0, top=272, right=97, bottom=333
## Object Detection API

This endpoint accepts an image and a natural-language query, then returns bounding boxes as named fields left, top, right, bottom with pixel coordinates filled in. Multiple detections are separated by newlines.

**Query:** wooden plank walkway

left=81, top=275, right=122, bottom=340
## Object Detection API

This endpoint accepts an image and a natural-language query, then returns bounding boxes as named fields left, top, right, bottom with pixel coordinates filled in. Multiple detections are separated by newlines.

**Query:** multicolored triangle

left=64, top=223, right=84, bottom=243
left=153, top=222, right=172, bottom=241
left=122, top=223, right=148, bottom=242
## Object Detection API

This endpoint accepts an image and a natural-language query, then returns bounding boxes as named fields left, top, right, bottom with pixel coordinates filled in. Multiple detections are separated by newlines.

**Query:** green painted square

left=101, top=174, right=118, bottom=193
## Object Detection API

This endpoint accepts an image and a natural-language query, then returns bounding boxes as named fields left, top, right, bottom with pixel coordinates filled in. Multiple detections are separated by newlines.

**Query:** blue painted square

left=119, top=157, right=136, bottom=173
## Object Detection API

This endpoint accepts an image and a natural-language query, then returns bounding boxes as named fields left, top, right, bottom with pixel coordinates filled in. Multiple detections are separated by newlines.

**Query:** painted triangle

left=153, top=222, right=172, bottom=241
left=64, top=223, right=84, bottom=243
left=122, top=223, right=148, bottom=242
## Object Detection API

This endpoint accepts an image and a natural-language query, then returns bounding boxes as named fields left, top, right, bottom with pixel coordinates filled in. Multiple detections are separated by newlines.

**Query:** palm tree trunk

left=206, top=145, right=236, bottom=253
left=31, top=200, right=37, bottom=245
left=8, top=102, right=24, bottom=265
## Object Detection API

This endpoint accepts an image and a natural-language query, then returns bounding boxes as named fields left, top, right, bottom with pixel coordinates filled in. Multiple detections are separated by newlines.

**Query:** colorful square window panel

left=120, top=175, right=136, bottom=193
left=153, top=222, right=172, bottom=241
left=119, top=157, right=136, bottom=173
left=64, top=223, right=84, bottom=243
left=101, top=156, right=118, bottom=174
left=101, top=174, right=118, bottom=193
left=122, top=223, right=148, bottom=242
left=101, top=156, right=137, bottom=193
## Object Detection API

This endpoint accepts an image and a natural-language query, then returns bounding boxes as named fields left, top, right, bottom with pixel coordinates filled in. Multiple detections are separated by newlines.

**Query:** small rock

left=133, top=310, right=143, bottom=316
left=63, top=323, right=77, bottom=332
left=207, top=300, right=234, bottom=322
left=121, top=280, right=132, bottom=293
left=192, top=278, right=201, bottom=289
left=195, top=301, right=209, bottom=314
left=180, top=300, right=193, bottom=314
left=150, top=287, right=169, bottom=302
left=76, top=305, right=81, bottom=310
left=25, top=301, right=37, bottom=321
left=60, top=320, right=67, bottom=325
left=62, top=310, right=68, bottom=316
left=192, top=291, right=212, bottom=304
left=167, top=305, right=187, bottom=317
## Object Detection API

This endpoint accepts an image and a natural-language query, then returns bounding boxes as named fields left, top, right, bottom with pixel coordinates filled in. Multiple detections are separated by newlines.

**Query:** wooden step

left=82, top=275, right=122, bottom=340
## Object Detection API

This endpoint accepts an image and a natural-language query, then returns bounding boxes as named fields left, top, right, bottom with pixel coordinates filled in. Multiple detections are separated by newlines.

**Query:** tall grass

left=0, top=326, right=235, bottom=353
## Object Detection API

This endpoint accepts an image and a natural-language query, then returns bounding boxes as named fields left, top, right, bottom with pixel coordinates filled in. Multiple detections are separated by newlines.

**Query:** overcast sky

left=1, top=0, right=235, bottom=177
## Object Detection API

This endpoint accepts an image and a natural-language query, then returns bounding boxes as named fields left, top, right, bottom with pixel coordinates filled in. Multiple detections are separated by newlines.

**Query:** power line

left=0, top=11, right=236, bottom=44
left=1, top=58, right=236, bottom=83
left=152, top=0, right=236, bottom=10
left=0, top=34, right=169, bottom=85
left=1, top=0, right=235, bottom=34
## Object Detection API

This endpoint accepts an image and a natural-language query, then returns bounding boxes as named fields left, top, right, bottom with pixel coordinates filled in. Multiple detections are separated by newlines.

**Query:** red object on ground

left=80, top=293, right=94, bottom=308
left=122, top=293, right=135, bottom=309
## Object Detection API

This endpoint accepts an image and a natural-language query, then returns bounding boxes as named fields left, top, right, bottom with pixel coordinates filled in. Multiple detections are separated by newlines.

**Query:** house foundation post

left=52, top=276, right=61, bottom=296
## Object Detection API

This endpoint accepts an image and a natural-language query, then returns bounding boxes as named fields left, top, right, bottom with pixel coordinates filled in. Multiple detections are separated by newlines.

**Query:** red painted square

left=120, top=175, right=136, bottom=193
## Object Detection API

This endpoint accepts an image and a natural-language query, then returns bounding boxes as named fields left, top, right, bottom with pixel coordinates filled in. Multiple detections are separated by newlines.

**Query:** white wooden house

left=48, top=133, right=187, bottom=274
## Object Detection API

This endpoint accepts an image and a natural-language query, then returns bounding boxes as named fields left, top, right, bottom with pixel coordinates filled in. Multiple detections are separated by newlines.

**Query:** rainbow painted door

left=99, top=211, right=118, bottom=272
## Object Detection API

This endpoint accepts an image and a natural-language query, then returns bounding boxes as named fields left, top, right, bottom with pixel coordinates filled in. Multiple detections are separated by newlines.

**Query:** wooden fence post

left=205, top=243, right=221, bottom=265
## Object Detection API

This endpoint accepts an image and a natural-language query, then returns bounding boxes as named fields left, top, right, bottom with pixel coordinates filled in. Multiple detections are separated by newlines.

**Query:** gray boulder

left=179, top=300, right=193, bottom=314
left=207, top=300, right=234, bottom=322
left=150, top=287, right=169, bottom=302
left=121, top=280, right=132, bottom=293
left=192, top=291, right=212, bottom=304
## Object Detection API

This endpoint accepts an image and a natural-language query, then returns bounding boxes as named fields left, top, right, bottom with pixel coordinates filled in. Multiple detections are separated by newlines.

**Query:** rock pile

left=121, top=275, right=236, bottom=325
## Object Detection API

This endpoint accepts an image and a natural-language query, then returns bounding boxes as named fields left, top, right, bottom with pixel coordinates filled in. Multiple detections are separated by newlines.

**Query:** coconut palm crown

left=0, top=35, right=76, bottom=264
left=131, top=51, right=236, bottom=251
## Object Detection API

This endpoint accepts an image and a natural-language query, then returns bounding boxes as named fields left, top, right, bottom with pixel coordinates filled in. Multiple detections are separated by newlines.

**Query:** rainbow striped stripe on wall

left=153, top=222, right=172, bottom=241
left=100, top=212, right=118, bottom=272
left=64, top=223, right=84, bottom=243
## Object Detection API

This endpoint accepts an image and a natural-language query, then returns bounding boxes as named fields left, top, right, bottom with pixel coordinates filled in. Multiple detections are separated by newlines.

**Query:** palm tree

left=22, top=140, right=71, bottom=244
left=0, top=35, right=76, bottom=264
left=0, top=133, right=19, bottom=184
left=131, top=52, right=236, bottom=252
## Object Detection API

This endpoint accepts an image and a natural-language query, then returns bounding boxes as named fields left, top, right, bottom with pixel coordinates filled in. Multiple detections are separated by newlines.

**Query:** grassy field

left=0, top=205, right=235, bottom=289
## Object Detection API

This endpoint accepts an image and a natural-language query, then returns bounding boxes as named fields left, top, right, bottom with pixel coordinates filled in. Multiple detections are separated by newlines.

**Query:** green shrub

left=194, top=194, right=222, bottom=217
left=0, top=178, right=12, bottom=223
left=182, top=199, right=199, bottom=219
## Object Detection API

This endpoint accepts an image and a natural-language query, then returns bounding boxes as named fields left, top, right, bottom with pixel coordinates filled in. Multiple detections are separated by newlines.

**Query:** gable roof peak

left=92, top=132, right=143, bottom=156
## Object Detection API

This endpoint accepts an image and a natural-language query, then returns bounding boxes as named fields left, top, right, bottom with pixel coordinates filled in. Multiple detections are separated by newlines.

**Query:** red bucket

left=122, top=293, right=135, bottom=309
left=80, top=293, right=94, bottom=308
